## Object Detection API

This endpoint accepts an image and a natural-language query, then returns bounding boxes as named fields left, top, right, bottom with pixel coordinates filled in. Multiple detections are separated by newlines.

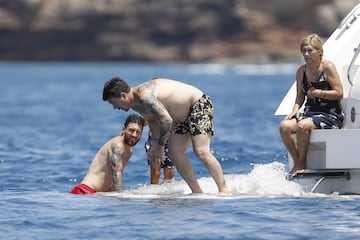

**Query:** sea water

left=1, top=62, right=360, bottom=240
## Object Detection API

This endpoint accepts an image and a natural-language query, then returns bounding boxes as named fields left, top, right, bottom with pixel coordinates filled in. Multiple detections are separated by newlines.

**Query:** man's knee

left=193, top=147, right=212, bottom=161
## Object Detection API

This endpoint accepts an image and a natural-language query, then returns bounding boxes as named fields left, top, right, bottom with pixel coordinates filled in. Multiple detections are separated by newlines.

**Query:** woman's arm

left=321, top=60, right=343, bottom=100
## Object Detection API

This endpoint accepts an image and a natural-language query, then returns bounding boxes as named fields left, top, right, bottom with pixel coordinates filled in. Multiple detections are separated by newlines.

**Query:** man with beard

left=102, top=77, right=230, bottom=194
left=69, top=114, right=145, bottom=194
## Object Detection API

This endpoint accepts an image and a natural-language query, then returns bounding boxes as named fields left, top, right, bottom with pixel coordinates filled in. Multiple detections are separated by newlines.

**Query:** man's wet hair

left=124, top=114, right=145, bottom=129
left=103, top=77, right=130, bottom=101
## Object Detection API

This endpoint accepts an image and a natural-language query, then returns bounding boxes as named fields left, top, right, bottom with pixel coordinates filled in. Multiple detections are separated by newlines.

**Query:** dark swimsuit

left=145, top=136, right=174, bottom=168
left=300, top=68, right=344, bottom=129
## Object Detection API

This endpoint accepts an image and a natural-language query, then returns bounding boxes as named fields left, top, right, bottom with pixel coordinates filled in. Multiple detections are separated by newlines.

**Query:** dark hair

left=103, top=77, right=131, bottom=101
left=124, top=114, right=145, bottom=129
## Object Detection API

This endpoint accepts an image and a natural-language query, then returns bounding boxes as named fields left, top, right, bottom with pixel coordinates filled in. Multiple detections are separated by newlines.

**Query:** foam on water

left=99, top=162, right=306, bottom=199
left=228, top=161, right=304, bottom=196
left=3, top=62, right=360, bottom=239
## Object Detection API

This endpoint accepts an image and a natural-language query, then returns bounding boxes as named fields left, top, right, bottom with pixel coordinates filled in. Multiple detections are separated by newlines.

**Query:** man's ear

left=120, top=92, right=127, bottom=100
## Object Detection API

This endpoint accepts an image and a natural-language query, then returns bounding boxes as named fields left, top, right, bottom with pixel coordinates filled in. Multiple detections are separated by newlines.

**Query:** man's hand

left=147, top=142, right=164, bottom=165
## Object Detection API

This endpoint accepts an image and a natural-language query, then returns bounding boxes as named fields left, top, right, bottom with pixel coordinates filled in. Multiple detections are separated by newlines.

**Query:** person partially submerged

left=102, top=77, right=230, bottom=194
left=69, top=114, right=145, bottom=194
left=145, top=130, right=175, bottom=184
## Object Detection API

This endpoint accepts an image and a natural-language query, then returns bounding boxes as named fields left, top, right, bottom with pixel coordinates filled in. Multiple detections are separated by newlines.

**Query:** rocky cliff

left=0, top=0, right=358, bottom=62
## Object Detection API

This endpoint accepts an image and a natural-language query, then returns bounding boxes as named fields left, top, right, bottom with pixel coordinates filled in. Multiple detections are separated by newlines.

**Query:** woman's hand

left=285, top=109, right=299, bottom=120
left=307, top=86, right=322, bottom=99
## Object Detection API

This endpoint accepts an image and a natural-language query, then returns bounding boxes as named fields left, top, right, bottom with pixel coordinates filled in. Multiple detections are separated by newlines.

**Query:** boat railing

left=338, top=3, right=360, bottom=31
left=347, top=41, right=360, bottom=86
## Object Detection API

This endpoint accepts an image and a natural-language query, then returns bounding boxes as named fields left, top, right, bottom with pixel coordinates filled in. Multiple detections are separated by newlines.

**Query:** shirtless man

left=69, top=114, right=145, bottom=194
left=102, top=77, right=230, bottom=194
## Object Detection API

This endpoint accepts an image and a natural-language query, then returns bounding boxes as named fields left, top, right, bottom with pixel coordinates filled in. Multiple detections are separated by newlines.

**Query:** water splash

left=227, top=162, right=303, bottom=196
left=101, top=162, right=305, bottom=198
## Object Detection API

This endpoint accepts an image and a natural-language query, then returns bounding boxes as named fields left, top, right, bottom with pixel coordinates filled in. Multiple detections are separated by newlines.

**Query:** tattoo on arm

left=110, top=142, right=124, bottom=192
left=157, top=121, right=172, bottom=146
left=138, top=82, right=172, bottom=146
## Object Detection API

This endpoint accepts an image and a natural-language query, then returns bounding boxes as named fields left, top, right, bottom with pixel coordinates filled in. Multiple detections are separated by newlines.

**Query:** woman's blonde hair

left=300, top=33, right=323, bottom=58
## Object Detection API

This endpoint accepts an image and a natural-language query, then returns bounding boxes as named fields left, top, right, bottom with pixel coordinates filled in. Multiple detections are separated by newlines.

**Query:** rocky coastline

left=0, top=0, right=358, bottom=62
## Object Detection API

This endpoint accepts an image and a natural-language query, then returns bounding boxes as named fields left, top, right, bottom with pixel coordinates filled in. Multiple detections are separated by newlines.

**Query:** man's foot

left=218, top=190, right=232, bottom=197
left=162, top=179, right=174, bottom=184
left=218, top=186, right=231, bottom=196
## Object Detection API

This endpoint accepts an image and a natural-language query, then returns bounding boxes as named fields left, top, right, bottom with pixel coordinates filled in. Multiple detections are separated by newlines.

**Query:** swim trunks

left=172, top=94, right=215, bottom=136
left=69, top=183, right=96, bottom=194
left=145, top=136, right=174, bottom=168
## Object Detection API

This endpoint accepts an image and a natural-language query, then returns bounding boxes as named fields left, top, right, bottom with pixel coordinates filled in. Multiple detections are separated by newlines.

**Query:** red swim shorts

left=69, top=183, right=96, bottom=194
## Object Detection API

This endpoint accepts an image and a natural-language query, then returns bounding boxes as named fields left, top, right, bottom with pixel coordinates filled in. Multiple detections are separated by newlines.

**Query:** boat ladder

left=288, top=171, right=351, bottom=193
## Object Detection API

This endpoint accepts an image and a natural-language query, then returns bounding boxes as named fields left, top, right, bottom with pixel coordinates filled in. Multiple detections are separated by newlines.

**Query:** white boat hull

left=277, top=4, right=360, bottom=194
left=291, top=170, right=360, bottom=195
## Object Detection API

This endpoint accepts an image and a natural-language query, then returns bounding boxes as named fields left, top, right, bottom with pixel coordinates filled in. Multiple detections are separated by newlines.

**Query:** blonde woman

left=279, top=34, right=344, bottom=176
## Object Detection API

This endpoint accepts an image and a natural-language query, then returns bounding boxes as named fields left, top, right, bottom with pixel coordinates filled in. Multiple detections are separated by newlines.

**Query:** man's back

left=137, top=78, right=204, bottom=123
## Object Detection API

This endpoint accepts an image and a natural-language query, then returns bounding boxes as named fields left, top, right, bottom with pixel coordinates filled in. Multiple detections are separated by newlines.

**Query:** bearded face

left=123, top=123, right=143, bottom=146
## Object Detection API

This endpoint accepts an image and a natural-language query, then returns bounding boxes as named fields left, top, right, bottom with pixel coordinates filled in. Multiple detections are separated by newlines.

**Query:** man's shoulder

left=105, top=136, right=123, bottom=148
left=109, top=136, right=123, bottom=143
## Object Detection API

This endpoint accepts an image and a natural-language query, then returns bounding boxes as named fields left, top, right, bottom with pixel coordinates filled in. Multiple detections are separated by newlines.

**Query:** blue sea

left=1, top=62, right=360, bottom=240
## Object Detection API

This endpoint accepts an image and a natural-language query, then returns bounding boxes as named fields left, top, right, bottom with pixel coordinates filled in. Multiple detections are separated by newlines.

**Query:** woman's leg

left=279, top=118, right=299, bottom=173
left=295, top=119, right=317, bottom=173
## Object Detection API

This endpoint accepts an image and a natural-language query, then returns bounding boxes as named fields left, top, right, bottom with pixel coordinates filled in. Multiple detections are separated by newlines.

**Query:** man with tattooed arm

left=102, top=77, right=230, bottom=195
left=69, top=114, right=145, bottom=194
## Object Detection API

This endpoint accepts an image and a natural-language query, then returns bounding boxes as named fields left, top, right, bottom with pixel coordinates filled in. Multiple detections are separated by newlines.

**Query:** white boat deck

left=277, top=4, right=360, bottom=193
left=290, top=128, right=360, bottom=169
